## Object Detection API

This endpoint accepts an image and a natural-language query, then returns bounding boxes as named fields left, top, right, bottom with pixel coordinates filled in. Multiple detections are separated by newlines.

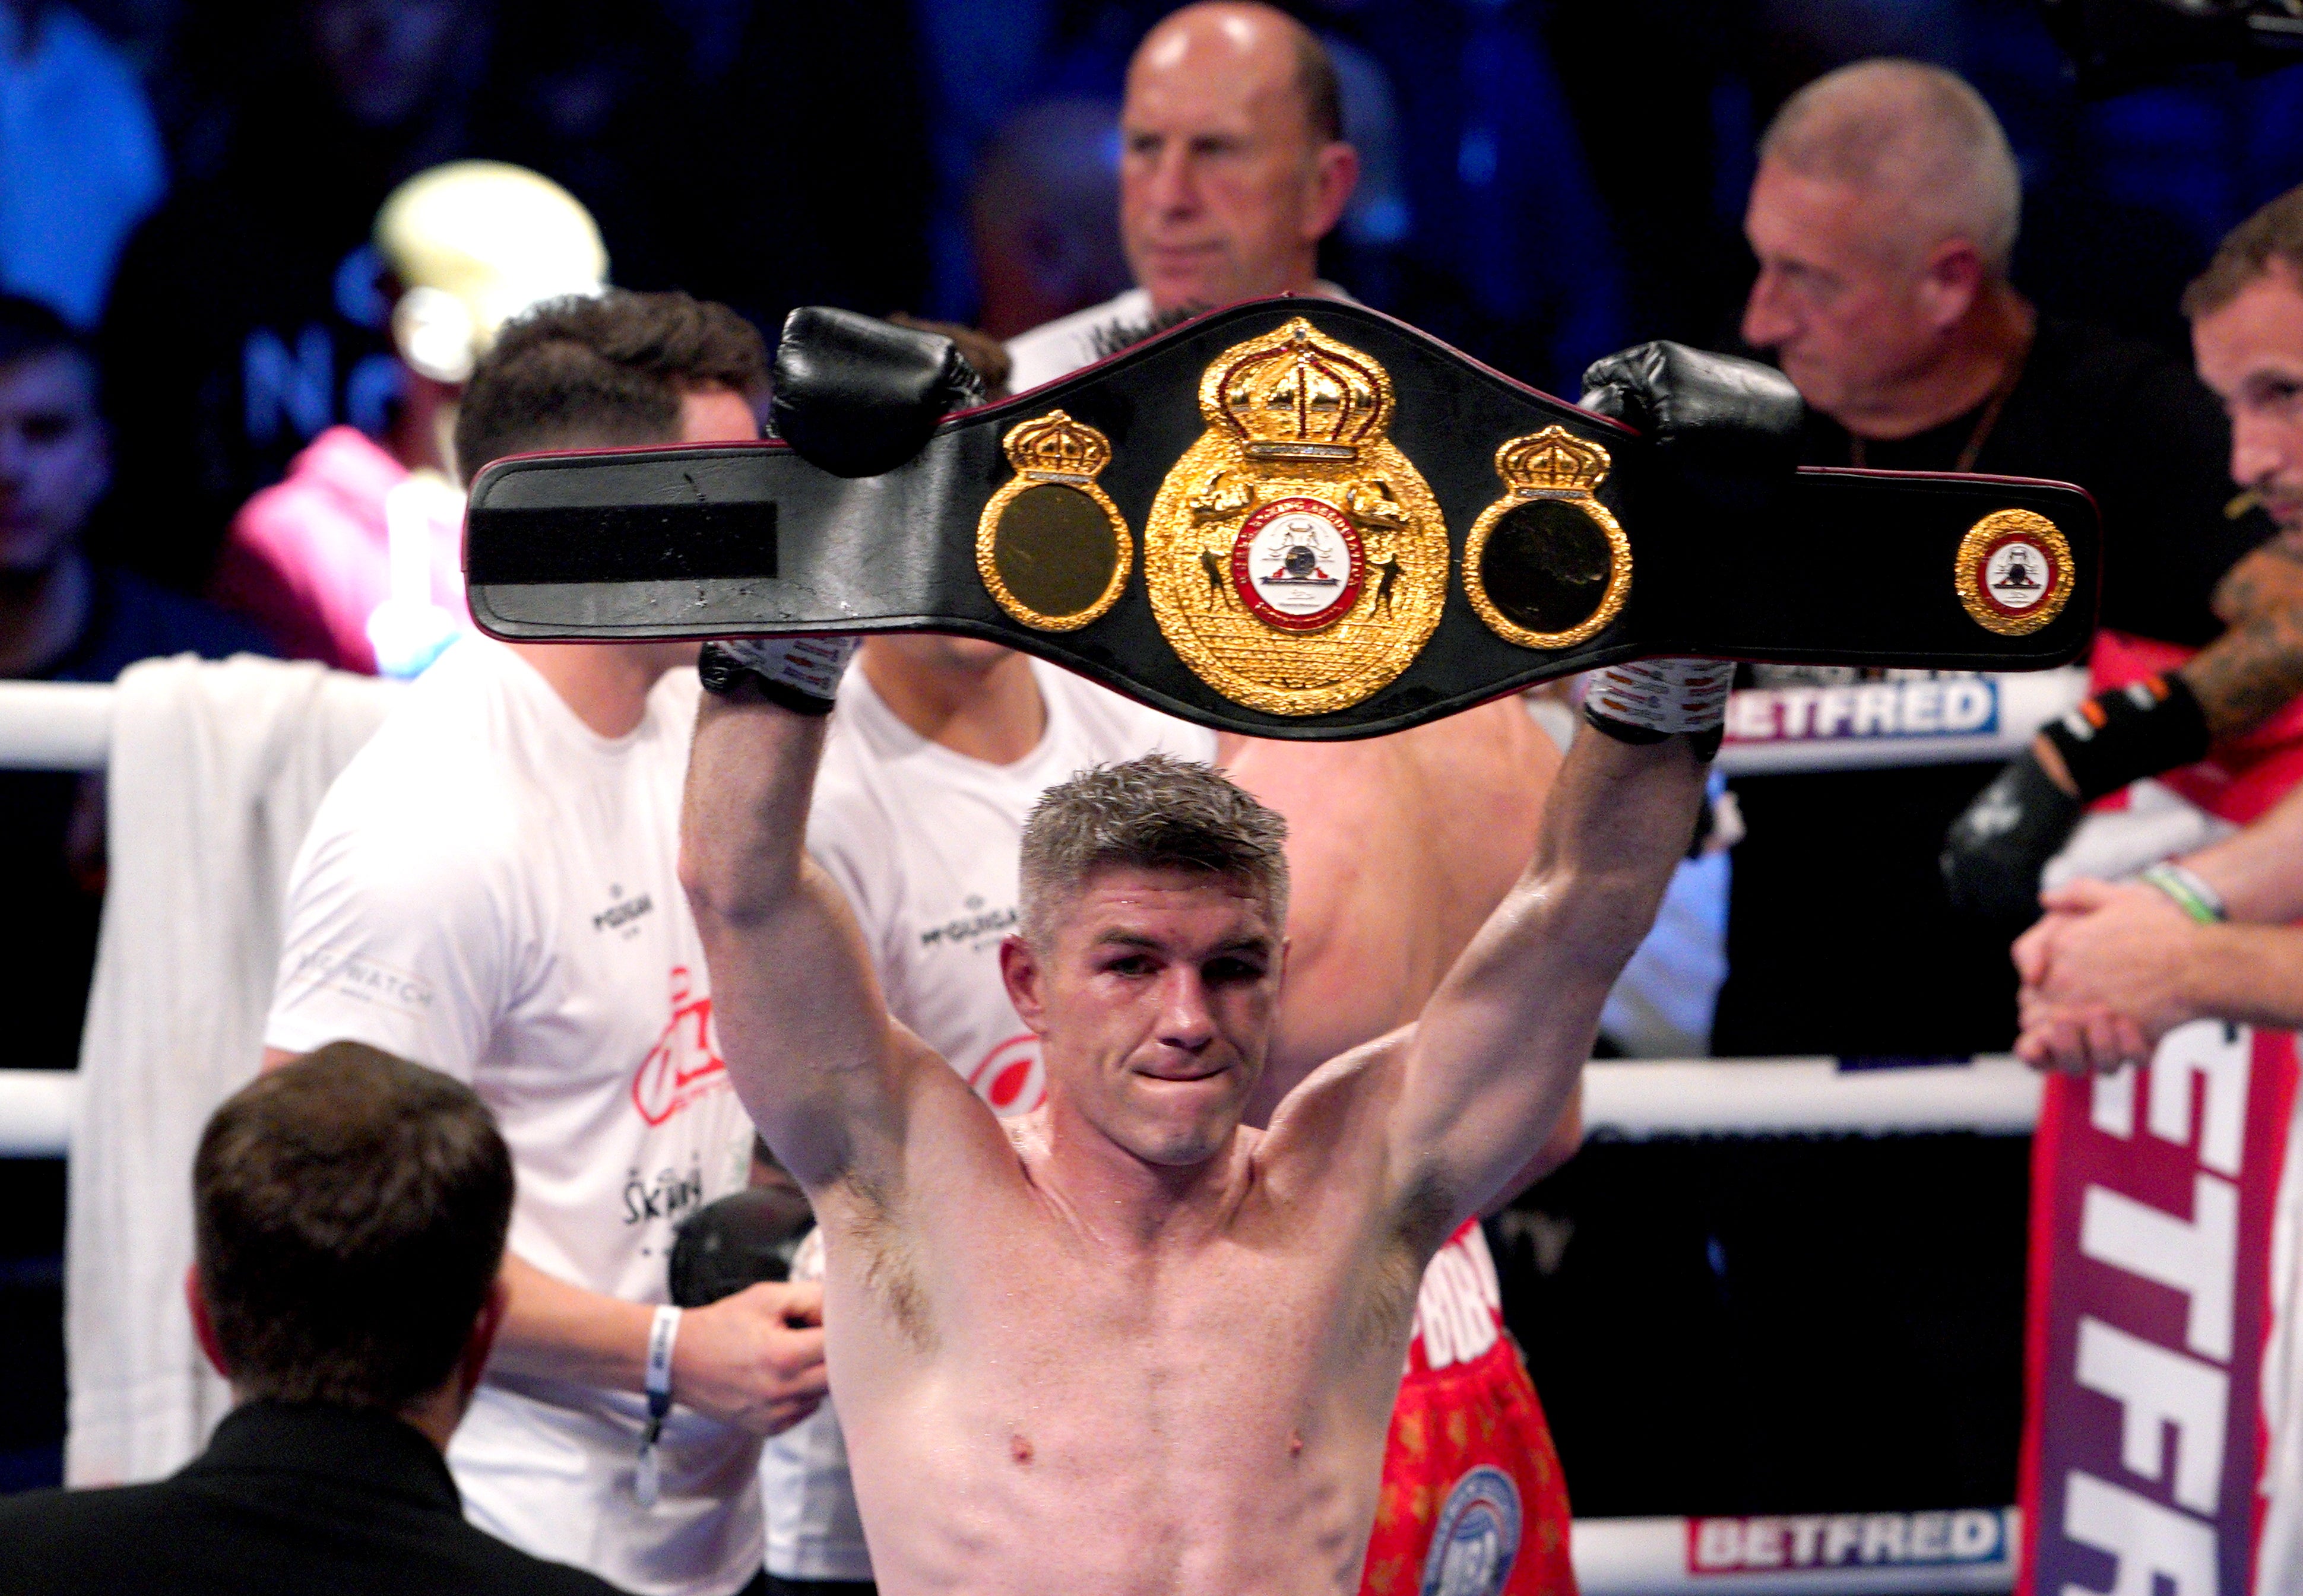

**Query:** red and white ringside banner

left=2020, top=1022, right=2300, bottom=1596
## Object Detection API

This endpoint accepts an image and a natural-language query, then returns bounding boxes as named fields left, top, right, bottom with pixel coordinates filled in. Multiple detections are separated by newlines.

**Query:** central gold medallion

left=1143, top=317, right=1447, bottom=716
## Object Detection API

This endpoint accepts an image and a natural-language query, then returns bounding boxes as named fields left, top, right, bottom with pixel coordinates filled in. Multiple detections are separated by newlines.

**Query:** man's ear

left=1304, top=141, right=1360, bottom=243
left=1918, top=237, right=1986, bottom=331
left=999, top=933, right=1049, bottom=1035
left=185, top=1265, right=229, bottom=1379
left=458, top=1275, right=510, bottom=1404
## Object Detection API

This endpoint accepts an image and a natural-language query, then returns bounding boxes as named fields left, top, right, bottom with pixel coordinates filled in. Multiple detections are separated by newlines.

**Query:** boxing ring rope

left=0, top=674, right=2060, bottom=1593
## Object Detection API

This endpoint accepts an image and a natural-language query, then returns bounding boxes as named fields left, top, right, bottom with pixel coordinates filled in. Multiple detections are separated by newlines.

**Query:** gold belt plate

left=1143, top=317, right=1447, bottom=716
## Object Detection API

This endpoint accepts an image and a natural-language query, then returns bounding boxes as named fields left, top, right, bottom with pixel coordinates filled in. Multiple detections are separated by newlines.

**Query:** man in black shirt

left=0, top=1042, right=626, bottom=1595
left=1716, top=60, right=2273, bottom=1056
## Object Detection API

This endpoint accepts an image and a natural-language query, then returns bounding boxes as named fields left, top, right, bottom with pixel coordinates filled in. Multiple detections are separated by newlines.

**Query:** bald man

left=1715, top=58, right=2282, bottom=1059
left=1004, top=1, right=1357, bottom=390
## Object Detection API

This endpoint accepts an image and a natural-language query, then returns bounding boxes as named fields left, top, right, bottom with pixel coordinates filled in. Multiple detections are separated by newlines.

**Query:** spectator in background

left=1717, top=59, right=2275, bottom=1058
left=0, top=0, right=164, bottom=326
left=1004, top=0, right=1358, bottom=389
left=0, top=294, right=268, bottom=1075
left=210, top=160, right=607, bottom=677
left=99, top=0, right=492, bottom=588
left=0, top=1043, right=625, bottom=1595
left=967, top=99, right=1130, bottom=343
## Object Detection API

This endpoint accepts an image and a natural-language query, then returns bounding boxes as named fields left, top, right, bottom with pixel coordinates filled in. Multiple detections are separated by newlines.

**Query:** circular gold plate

left=1956, top=509, right=2073, bottom=637
left=1463, top=494, right=1630, bottom=650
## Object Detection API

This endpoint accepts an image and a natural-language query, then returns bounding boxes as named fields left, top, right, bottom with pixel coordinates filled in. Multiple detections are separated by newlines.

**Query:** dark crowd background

left=3, top=0, right=2300, bottom=1520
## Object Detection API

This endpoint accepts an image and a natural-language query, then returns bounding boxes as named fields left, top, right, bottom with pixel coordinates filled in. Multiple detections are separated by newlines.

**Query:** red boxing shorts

left=1361, top=1219, right=1575, bottom=1596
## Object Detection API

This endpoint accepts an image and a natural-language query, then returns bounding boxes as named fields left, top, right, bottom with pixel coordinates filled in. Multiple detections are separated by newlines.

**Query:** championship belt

left=463, top=298, right=2100, bottom=741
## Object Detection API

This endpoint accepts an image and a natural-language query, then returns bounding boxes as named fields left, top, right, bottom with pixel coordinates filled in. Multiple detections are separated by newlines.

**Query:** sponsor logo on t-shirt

left=282, top=945, right=434, bottom=1015
left=632, top=965, right=729, bottom=1126
left=967, top=1032, right=1046, bottom=1116
left=1686, top=1509, right=2007, bottom=1575
left=1421, top=1466, right=1521, bottom=1596
left=624, top=1156, right=707, bottom=1226
left=593, top=883, right=655, bottom=937
left=919, top=893, right=1019, bottom=954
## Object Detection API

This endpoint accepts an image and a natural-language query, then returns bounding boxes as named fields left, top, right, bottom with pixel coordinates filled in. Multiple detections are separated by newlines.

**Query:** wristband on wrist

left=2039, top=674, right=2211, bottom=804
left=2141, top=862, right=2228, bottom=925
left=634, top=1303, right=682, bottom=1508
left=1583, top=658, right=1735, bottom=759
left=698, top=637, right=858, bottom=715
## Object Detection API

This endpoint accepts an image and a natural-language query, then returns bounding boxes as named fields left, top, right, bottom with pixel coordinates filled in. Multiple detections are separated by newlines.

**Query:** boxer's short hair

left=2184, top=184, right=2303, bottom=320
left=193, top=1042, right=513, bottom=1411
left=452, top=288, right=766, bottom=484
left=1018, top=753, right=1290, bottom=944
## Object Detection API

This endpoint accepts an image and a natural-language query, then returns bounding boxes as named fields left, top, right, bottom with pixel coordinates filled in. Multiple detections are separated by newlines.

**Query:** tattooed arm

left=2184, top=531, right=2303, bottom=738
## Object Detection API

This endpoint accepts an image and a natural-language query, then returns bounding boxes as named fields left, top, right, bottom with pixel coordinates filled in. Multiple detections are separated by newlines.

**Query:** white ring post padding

left=0, top=1069, right=74, bottom=1157
left=0, top=680, right=113, bottom=770
left=1572, top=1511, right=2017, bottom=1595
left=1582, top=1056, right=2043, bottom=1140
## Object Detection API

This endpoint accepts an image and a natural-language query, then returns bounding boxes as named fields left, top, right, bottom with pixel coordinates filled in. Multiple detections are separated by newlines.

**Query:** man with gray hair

left=1719, top=57, right=2284, bottom=1059
left=679, top=629, right=1719, bottom=1592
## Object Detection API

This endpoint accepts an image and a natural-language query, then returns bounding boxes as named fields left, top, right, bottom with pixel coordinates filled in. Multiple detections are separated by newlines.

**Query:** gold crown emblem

left=1495, top=427, right=1610, bottom=494
left=1003, top=410, right=1111, bottom=479
left=1209, top=318, right=1389, bottom=462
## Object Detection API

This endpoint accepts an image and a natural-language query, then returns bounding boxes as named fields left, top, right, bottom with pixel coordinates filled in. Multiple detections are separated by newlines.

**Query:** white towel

left=64, top=655, right=398, bottom=1485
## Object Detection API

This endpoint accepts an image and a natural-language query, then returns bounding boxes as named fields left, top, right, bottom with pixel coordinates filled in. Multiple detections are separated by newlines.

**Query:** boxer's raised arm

left=680, top=672, right=918, bottom=1194
left=1387, top=724, right=1706, bottom=1232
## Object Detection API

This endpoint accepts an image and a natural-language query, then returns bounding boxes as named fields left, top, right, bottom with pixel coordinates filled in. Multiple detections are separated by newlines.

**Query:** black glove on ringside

left=1940, top=673, right=2212, bottom=921
left=668, top=1188, right=817, bottom=1308
left=769, top=305, right=989, bottom=478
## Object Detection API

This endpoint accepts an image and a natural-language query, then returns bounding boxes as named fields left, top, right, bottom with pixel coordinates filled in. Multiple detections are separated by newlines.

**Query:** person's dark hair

left=193, top=1042, right=514, bottom=1411
left=1018, top=753, right=1290, bottom=944
left=2184, top=184, right=2303, bottom=321
left=0, top=293, right=94, bottom=372
left=1293, top=28, right=1342, bottom=145
left=451, top=288, right=768, bottom=485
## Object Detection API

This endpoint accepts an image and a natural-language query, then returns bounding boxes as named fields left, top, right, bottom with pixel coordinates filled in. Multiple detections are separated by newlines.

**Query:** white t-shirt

left=759, top=657, right=1217, bottom=1580
left=265, top=636, right=763, bottom=1596
left=1004, top=281, right=1355, bottom=395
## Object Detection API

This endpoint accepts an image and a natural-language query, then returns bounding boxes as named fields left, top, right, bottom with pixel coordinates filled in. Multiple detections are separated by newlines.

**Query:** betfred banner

left=2020, top=1023, right=2299, bottom=1595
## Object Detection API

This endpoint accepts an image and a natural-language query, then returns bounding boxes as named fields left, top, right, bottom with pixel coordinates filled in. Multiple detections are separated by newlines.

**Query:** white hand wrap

left=1583, top=658, right=1734, bottom=740
left=699, top=636, right=859, bottom=710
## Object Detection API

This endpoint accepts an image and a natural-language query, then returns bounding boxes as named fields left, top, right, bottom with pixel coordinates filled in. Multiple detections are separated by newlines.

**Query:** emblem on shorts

left=1143, top=317, right=1446, bottom=716
left=1956, top=509, right=2072, bottom=637
left=976, top=410, right=1133, bottom=632
left=1463, top=427, right=1632, bottom=651
left=1421, top=1465, right=1522, bottom=1596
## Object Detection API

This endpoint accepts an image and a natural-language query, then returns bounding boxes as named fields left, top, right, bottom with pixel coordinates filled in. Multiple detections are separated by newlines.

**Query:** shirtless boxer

left=678, top=633, right=1718, bottom=1593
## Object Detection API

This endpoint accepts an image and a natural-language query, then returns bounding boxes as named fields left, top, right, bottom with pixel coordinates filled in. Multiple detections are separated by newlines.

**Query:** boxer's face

left=2193, top=265, right=2303, bottom=533
left=1742, top=163, right=1954, bottom=420
left=1003, top=865, right=1281, bottom=1167
left=0, top=351, right=109, bottom=577
left=1120, top=17, right=1355, bottom=314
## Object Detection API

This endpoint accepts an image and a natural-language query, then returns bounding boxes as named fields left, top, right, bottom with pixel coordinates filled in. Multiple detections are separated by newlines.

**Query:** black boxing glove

left=698, top=636, right=858, bottom=715
left=669, top=1188, right=816, bottom=1308
left=1580, top=342, right=1805, bottom=517
left=769, top=306, right=987, bottom=478
left=1941, top=674, right=2212, bottom=921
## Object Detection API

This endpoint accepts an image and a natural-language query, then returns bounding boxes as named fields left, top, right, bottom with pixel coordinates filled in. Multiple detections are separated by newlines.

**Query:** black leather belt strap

left=465, top=298, right=2100, bottom=741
